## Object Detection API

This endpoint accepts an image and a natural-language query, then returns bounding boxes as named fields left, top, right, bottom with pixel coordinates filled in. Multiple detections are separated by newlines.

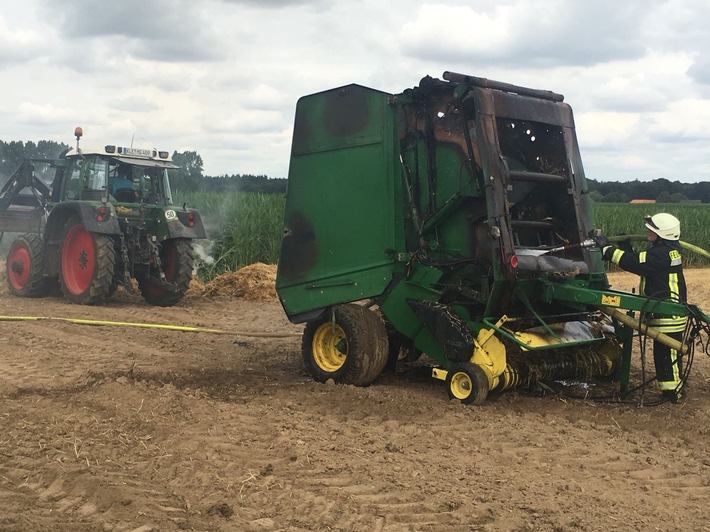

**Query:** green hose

left=608, top=235, right=710, bottom=260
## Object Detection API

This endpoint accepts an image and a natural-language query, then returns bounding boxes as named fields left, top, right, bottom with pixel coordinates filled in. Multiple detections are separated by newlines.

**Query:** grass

left=174, top=190, right=285, bottom=280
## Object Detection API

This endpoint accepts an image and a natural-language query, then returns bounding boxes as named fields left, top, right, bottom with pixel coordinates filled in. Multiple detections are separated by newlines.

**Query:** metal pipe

left=442, top=71, right=565, bottom=102
left=540, top=238, right=596, bottom=255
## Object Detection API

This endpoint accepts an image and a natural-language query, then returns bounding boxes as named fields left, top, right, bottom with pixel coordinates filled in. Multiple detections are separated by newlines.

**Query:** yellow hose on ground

left=0, top=315, right=301, bottom=338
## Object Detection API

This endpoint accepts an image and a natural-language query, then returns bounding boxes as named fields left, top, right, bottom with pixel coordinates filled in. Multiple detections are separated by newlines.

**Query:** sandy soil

left=0, top=267, right=709, bottom=532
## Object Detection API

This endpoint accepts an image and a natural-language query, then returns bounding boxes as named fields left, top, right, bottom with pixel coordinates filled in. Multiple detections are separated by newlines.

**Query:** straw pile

left=199, top=263, right=277, bottom=301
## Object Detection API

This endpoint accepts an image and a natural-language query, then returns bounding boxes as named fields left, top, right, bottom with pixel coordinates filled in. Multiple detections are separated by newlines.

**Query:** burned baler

left=276, top=72, right=666, bottom=403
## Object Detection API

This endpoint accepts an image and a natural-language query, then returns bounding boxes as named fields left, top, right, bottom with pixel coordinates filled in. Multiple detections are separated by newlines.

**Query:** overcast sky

left=2, top=0, right=710, bottom=182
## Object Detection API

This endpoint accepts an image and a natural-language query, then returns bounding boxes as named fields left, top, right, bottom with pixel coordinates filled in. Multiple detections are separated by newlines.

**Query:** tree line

left=2, top=139, right=707, bottom=201
left=586, top=178, right=710, bottom=203
left=0, top=140, right=288, bottom=195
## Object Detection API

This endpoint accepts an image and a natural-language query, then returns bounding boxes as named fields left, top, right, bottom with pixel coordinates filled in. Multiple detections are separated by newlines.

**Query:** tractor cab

left=56, top=145, right=177, bottom=205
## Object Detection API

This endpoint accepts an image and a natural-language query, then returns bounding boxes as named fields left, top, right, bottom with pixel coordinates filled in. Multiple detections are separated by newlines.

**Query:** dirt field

left=0, top=266, right=709, bottom=532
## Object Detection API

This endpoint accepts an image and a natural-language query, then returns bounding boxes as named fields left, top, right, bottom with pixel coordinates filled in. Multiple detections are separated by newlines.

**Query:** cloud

left=575, top=111, right=640, bottom=150
left=646, top=98, right=710, bottom=143
left=0, top=12, right=52, bottom=65
left=688, top=55, right=710, bottom=86
left=218, top=0, right=326, bottom=6
left=38, top=0, right=223, bottom=62
left=2, top=0, right=710, bottom=182
left=398, top=1, right=647, bottom=68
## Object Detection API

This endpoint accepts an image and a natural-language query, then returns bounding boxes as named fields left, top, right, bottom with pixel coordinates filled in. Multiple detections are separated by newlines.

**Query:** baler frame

left=276, top=71, right=710, bottom=404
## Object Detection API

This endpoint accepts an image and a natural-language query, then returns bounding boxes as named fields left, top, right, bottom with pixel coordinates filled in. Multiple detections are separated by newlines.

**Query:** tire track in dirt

left=0, top=273, right=709, bottom=530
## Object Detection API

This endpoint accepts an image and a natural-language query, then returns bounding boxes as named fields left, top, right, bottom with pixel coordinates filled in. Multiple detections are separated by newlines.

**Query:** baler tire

left=446, top=362, right=489, bottom=405
left=6, top=233, right=48, bottom=298
left=138, top=239, right=194, bottom=307
left=361, top=307, right=390, bottom=382
left=59, top=221, right=116, bottom=305
left=302, top=304, right=389, bottom=386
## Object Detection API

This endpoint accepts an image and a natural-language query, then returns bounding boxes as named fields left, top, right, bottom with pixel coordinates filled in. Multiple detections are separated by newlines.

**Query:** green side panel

left=277, top=84, right=401, bottom=320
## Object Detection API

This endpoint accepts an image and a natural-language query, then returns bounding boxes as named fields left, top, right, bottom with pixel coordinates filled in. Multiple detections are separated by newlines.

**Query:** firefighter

left=597, top=213, right=687, bottom=403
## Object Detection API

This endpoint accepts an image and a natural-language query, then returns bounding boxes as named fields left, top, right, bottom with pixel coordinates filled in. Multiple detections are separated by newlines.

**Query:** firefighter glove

left=593, top=235, right=610, bottom=248
left=617, top=233, right=633, bottom=252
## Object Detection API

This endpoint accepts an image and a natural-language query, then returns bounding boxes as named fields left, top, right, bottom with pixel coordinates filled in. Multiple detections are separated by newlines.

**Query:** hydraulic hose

left=0, top=315, right=301, bottom=338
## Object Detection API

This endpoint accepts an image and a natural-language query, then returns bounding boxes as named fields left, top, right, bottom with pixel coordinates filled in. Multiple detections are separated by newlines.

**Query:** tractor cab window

left=61, top=156, right=108, bottom=201
left=138, top=167, right=173, bottom=205
left=85, top=158, right=108, bottom=195
left=105, top=163, right=174, bottom=204
left=62, top=161, right=83, bottom=200
left=108, top=163, right=140, bottom=203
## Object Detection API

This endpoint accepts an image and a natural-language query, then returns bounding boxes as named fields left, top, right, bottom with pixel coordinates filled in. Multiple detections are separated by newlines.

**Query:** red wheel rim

left=7, top=244, right=31, bottom=290
left=61, top=224, right=96, bottom=295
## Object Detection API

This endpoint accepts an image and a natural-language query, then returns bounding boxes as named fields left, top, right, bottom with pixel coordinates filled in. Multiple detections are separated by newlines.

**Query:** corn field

left=174, top=190, right=285, bottom=280
left=593, top=203, right=710, bottom=267
left=174, top=191, right=710, bottom=279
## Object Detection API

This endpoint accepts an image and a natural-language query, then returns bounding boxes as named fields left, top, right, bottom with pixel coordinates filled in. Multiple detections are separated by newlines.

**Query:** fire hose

left=0, top=315, right=302, bottom=338
left=607, top=234, right=710, bottom=260
left=540, top=235, right=710, bottom=259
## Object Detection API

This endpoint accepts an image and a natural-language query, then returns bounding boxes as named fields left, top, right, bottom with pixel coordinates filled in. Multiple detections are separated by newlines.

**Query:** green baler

left=276, top=72, right=707, bottom=404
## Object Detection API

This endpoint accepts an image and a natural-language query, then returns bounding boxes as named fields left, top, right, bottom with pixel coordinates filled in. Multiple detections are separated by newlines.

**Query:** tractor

left=1, top=127, right=205, bottom=306
left=275, top=72, right=710, bottom=404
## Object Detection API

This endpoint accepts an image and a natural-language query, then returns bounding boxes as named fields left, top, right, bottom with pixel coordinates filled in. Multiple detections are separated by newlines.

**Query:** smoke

left=193, top=241, right=215, bottom=266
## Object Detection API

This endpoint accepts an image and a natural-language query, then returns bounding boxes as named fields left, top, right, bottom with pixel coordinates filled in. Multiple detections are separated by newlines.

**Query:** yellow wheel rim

left=449, top=371, right=473, bottom=400
left=312, top=322, right=348, bottom=372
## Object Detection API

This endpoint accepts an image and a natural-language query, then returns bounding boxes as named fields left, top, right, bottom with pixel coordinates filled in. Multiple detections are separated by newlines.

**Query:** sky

left=2, top=0, right=710, bottom=182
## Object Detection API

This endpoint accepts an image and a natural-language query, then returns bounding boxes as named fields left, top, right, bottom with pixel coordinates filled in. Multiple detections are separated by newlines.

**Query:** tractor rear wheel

left=6, top=233, right=48, bottom=297
left=59, top=221, right=116, bottom=305
left=138, top=238, right=194, bottom=307
left=302, top=304, right=389, bottom=386
left=446, top=362, right=489, bottom=405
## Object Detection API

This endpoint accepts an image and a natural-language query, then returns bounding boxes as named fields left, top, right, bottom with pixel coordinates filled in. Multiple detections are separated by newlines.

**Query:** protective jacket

left=602, top=237, right=687, bottom=394
left=603, top=239, right=686, bottom=304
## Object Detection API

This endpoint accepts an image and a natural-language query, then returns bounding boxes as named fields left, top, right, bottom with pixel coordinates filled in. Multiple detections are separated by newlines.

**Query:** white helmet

left=644, top=213, right=680, bottom=241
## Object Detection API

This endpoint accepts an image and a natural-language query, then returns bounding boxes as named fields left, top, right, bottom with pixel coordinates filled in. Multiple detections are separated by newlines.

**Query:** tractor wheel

left=138, top=238, right=194, bottom=307
left=6, top=233, right=48, bottom=297
left=302, top=304, right=389, bottom=386
left=59, top=221, right=116, bottom=305
left=446, top=362, right=489, bottom=405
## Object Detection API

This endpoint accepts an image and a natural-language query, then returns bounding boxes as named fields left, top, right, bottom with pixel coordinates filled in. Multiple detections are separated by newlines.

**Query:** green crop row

left=592, top=203, right=710, bottom=267
left=173, top=191, right=710, bottom=279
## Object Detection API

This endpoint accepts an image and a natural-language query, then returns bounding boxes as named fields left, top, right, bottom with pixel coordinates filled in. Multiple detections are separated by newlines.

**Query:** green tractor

left=1, top=127, right=205, bottom=306
left=276, top=72, right=710, bottom=404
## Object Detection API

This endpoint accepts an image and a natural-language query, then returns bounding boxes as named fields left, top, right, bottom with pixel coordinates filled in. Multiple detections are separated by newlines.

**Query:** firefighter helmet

left=644, top=213, right=680, bottom=241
